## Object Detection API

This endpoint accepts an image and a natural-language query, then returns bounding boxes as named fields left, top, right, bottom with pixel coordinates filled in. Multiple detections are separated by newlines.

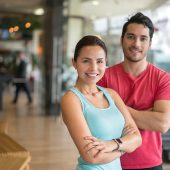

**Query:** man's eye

left=127, top=35, right=134, bottom=39
left=97, top=60, right=103, bottom=63
left=141, top=37, right=148, bottom=42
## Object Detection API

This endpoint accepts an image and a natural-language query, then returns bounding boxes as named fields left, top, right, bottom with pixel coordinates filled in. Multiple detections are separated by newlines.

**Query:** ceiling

left=80, top=0, right=170, bottom=18
left=0, top=0, right=169, bottom=18
left=0, top=0, right=43, bottom=14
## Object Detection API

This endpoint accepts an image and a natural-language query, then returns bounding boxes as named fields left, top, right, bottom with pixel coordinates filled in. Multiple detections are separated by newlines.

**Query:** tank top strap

left=69, top=87, right=87, bottom=112
left=97, top=85, right=115, bottom=106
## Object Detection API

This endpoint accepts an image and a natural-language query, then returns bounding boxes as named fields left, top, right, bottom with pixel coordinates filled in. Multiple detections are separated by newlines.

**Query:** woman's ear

left=120, top=36, right=123, bottom=46
left=72, top=58, right=77, bottom=69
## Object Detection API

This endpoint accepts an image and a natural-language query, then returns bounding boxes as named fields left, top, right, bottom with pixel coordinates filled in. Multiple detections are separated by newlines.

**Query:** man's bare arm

left=128, top=100, right=170, bottom=133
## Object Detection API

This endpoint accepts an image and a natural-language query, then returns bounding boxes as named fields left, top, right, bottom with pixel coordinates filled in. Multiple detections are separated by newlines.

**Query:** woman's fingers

left=94, top=144, right=105, bottom=151
left=83, top=136, right=107, bottom=154
left=84, top=141, right=104, bottom=152
left=84, top=136, right=114, bottom=152
left=123, top=126, right=136, bottom=135
left=84, top=136, right=97, bottom=142
left=83, top=136, right=114, bottom=154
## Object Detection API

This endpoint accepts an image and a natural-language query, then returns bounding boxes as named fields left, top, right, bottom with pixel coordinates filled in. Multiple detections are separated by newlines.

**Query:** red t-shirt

left=98, top=62, right=170, bottom=169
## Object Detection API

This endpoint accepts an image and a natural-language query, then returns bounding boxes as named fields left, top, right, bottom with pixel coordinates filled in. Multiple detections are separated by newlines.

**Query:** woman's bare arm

left=109, top=89, right=142, bottom=153
left=83, top=88, right=142, bottom=156
left=61, top=91, right=122, bottom=164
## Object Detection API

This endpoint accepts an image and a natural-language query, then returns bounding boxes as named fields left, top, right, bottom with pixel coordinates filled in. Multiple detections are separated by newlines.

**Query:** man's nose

left=133, top=38, right=141, bottom=47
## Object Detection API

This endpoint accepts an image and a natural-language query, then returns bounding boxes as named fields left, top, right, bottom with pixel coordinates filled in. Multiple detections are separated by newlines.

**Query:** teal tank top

left=70, top=85, right=125, bottom=170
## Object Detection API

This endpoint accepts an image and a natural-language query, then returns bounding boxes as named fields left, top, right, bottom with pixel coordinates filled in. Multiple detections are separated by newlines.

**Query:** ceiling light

left=81, top=0, right=99, bottom=5
left=92, top=0, right=99, bottom=5
left=25, top=22, right=31, bottom=28
left=34, top=8, right=44, bottom=15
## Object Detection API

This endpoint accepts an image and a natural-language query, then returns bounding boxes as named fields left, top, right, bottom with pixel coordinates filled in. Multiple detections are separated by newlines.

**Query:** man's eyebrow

left=126, top=33, right=149, bottom=38
left=97, top=58, right=105, bottom=60
left=126, top=33, right=134, bottom=35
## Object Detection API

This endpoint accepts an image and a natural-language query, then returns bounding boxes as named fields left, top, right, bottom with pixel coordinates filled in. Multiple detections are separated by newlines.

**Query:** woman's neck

left=75, top=82, right=99, bottom=96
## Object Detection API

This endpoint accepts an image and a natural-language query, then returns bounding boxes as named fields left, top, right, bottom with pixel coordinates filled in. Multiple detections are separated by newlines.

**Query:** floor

left=0, top=87, right=169, bottom=170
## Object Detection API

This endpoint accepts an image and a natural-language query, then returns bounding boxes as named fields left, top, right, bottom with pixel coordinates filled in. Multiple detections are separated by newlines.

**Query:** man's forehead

left=126, top=24, right=150, bottom=36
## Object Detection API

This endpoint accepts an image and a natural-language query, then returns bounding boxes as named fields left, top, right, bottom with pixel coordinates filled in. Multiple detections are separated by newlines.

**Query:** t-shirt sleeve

left=97, top=76, right=106, bottom=87
left=155, top=72, right=170, bottom=100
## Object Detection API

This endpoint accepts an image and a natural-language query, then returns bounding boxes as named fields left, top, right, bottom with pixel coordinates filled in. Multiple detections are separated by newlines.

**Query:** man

left=12, top=51, right=32, bottom=104
left=98, top=12, right=170, bottom=170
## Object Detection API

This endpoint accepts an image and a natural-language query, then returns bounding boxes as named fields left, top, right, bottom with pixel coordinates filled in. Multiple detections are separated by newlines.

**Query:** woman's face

left=73, top=45, right=106, bottom=85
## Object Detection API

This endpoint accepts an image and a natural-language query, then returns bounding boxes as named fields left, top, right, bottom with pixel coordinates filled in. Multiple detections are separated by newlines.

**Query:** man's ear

left=105, top=58, right=108, bottom=66
left=72, top=58, right=77, bottom=69
left=149, top=40, right=152, bottom=48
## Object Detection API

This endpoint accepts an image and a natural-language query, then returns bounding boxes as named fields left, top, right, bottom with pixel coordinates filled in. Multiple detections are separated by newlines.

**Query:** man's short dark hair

left=121, top=12, right=154, bottom=40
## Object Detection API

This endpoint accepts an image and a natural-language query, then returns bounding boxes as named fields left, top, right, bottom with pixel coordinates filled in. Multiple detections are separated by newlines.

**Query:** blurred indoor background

left=0, top=0, right=170, bottom=169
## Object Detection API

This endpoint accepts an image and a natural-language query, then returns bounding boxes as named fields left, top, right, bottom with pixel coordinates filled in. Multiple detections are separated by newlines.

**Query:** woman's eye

left=82, top=60, right=89, bottom=63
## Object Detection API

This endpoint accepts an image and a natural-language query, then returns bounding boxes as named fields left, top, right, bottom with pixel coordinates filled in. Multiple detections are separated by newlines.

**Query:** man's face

left=121, top=23, right=151, bottom=63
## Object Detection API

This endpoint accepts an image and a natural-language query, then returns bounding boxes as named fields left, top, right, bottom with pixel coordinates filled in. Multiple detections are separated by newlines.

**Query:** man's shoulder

left=149, top=64, right=170, bottom=76
left=148, top=64, right=170, bottom=85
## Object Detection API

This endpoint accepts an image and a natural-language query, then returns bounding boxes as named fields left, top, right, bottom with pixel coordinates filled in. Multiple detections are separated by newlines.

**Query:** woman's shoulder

left=61, top=89, right=83, bottom=107
left=61, top=90, right=77, bottom=102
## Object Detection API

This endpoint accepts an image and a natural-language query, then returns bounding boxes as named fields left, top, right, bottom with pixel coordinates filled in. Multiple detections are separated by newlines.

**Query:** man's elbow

left=158, top=117, right=170, bottom=133
left=160, top=124, right=169, bottom=134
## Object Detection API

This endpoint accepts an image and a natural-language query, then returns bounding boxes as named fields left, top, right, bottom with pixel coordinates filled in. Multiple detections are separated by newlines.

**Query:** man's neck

left=122, top=60, right=149, bottom=77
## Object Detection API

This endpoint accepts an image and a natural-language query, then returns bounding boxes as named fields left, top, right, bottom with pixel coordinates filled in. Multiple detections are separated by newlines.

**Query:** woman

left=61, top=35, right=142, bottom=170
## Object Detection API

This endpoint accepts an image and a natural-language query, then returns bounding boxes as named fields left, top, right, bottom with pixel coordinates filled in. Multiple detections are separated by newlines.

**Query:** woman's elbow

left=138, top=134, right=142, bottom=146
left=82, top=155, right=98, bottom=164
left=126, top=134, right=142, bottom=153
left=133, top=136, right=142, bottom=152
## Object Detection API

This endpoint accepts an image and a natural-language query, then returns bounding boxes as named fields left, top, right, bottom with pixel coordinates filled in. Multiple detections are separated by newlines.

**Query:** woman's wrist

left=119, top=150, right=125, bottom=156
left=112, top=138, right=123, bottom=151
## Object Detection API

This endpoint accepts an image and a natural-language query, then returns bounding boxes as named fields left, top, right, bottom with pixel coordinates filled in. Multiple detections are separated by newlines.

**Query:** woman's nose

left=90, top=63, right=97, bottom=71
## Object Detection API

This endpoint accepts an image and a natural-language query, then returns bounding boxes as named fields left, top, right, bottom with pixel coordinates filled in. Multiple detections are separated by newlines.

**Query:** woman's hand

left=122, top=125, right=136, bottom=136
left=84, top=136, right=115, bottom=157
